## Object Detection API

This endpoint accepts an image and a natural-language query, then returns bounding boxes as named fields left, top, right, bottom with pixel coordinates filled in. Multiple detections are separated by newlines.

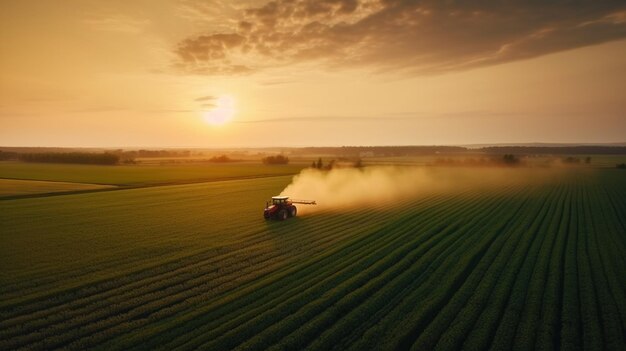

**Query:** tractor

left=264, top=196, right=316, bottom=220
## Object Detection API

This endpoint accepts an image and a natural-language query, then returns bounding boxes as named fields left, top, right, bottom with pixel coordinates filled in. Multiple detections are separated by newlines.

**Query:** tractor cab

left=264, top=196, right=315, bottom=220
left=265, top=196, right=291, bottom=210
left=271, top=196, right=291, bottom=205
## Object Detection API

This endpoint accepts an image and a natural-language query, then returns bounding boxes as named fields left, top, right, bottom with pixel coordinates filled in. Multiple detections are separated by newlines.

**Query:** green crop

left=0, top=169, right=624, bottom=350
left=0, top=162, right=304, bottom=186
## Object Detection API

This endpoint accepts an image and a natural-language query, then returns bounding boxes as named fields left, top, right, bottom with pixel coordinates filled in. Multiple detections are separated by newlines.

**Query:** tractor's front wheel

left=278, top=209, right=288, bottom=221
left=289, top=206, right=297, bottom=217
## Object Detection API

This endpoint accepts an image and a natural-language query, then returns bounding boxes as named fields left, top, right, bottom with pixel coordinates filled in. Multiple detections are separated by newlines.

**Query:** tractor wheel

left=278, top=209, right=288, bottom=221
left=289, top=206, right=297, bottom=217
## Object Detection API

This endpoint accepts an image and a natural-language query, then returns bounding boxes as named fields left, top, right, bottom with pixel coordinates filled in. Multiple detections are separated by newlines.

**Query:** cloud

left=84, top=14, right=150, bottom=34
left=194, top=95, right=216, bottom=102
left=148, top=109, right=195, bottom=114
left=174, top=0, right=626, bottom=75
left=67, top=106, right=130, bottom=113
left=236, top=115, right=385, bottom=123
left=236, top=110, right=515, bottom=123
left=258, top=79, right=296, bottom=86
left=195, top=96, right=217, bottom=109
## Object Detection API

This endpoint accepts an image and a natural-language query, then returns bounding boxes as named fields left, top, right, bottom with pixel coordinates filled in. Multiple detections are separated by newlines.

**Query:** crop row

left=1, top=198, right=427, bottom=349
left=115, top=186, right=507, bottom=350
left=2, top=170, right=624, bottom=350
left=1, top=186, right=479, bottom=350
left=142, top=184, right=530, bottom=350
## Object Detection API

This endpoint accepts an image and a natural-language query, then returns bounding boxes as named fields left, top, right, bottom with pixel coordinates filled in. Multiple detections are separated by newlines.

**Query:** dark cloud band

left=175, top=0, right=626, bottom=75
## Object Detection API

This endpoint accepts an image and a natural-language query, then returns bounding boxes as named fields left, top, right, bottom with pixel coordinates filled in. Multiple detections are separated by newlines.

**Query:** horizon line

left=1, top=142, right=626, bottom=150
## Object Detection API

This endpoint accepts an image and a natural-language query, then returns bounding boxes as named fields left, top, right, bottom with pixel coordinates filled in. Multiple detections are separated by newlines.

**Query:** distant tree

left=262, top=154, right=289, bottom=165
left=354, top=158, right=363, bottom=168
left=316, top=157, right=323, bottom=169
left=0, top=151, right=19, bottom=161
left=325, top=159, right=336, bottom=170
left=124, top=149, right=192, bottom=158
left=617, top=163, right=626, bottom=169
left=502, top=154, right=520, bottom=165
left=482, top=146, right=626, bottom=155
left=311, top=161, right=317, bottom=168
left=18, top=152, right=119, bottom=165
left=209, top=155, right=233, bottom=163
left=562, top=157, right=581, bottom=164
left=585, top=157, right=592, bottom=164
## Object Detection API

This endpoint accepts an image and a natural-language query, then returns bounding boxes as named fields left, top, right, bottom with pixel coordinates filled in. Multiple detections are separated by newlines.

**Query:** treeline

left=481, top=146, right=626, bottom=155
left=109, top=149, right=192, bottom=158
left=292, top=145, right=626, bottom=156
left=0, top=151, right=19, bottom=161
left=209, top=155, right=239, bottom=163
left=262, top=155, right=289, bottom=164
left=434, top=155, right=599, bottom=167
left=310, top=157, right=363, bottom=170
left=434, top=154, right=522, bottom=167
left=8, top=150, right=195, bottom=165
left=293, top=146, right=467, bottom=157
left=562, top=156, right=592, bottom=164
left=18, top=152, right=120, bottom=165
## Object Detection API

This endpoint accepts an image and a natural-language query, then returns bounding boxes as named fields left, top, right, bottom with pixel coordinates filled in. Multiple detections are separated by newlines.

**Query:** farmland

left=0, top=179, right=114, bottom=197
left=1, top=167, right=625, bottom=350
left=0, top=161, right=305, bottom=186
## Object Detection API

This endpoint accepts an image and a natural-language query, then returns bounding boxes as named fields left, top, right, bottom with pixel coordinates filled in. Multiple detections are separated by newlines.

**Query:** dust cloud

left=280, top=166, right=561, bottom=214
left=280, top=166, right=457, bottom=214
left=280, top=167, right=422, bottom=212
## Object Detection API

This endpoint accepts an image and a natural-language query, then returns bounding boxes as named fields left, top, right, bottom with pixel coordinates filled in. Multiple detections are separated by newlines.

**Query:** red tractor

left=264, top=196, right=316, bottom=220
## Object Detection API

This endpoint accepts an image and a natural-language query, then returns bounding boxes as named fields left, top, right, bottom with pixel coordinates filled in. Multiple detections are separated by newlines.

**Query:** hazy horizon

left=2, top=141, right=626, bottom=150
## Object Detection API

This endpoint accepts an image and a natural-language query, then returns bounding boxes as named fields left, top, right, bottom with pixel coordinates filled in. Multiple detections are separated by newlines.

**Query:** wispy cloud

left=258, top=79, right=297, bottom=86
left=194, top=95, right=216, bottom=102
left=236, top=110, right=517, bottom=123
left=147, top=109, right=195, bottom=113
left=173, top=0, right=626, bottom=75
left=236, top=116, right=386, bottom=123
left=83, top=14, right=150, bottom=33
left=67, top=106, right=130, bottom=113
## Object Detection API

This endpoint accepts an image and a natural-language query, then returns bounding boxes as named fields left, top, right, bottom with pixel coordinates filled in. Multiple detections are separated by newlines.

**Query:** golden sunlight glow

left=2, top=2, right=625, bottom=146
left=203, top=95, right=235, bottom=126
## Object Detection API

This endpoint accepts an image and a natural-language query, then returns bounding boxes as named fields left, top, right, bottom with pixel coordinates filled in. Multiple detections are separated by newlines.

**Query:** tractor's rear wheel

left=289, top=206, right=297, bottom=217
left=278, top=209, right=288, bottom=221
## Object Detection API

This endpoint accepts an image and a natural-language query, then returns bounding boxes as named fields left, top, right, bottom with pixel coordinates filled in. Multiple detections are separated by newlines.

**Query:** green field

left=1, top=167, right=624, bottom=350
left=0, top=162, right=305, bottom=186
left=0, top=179, right=115, bottom=197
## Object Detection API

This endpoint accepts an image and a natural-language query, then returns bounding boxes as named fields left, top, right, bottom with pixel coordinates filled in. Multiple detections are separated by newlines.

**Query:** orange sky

left=1, top=0, right=625, bottom=147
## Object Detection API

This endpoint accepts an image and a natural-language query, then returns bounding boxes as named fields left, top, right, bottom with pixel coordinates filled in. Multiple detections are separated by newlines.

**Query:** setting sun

left=203, top=95, right=235, bottom=126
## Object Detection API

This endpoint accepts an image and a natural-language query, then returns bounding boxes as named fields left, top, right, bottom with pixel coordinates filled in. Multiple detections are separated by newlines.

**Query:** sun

left=203, top=95, right=235, bottom=126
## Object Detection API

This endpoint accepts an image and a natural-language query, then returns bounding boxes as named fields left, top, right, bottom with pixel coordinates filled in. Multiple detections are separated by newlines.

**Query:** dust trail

left=280, top=166, right=446, bottom=214
left=279, top=166, right=561, bottom=214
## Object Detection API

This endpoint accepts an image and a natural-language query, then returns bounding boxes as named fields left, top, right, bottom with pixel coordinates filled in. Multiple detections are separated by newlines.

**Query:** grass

left=0, top=167, right=624, bottom=350
left=0, top=179, right=114, bottom=197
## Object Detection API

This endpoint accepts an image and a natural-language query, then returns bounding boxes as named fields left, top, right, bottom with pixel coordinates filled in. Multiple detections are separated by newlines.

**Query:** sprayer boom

left=290, top=199, right=317, bottom=205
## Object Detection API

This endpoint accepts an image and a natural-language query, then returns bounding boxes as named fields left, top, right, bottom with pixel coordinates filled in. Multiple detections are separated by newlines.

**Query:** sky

left=1, top=0, right=625, bottom=147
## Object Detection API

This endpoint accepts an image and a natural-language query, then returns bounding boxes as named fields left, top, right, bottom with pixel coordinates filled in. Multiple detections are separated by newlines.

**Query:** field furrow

left=1, top=168, right=624, bottom=350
